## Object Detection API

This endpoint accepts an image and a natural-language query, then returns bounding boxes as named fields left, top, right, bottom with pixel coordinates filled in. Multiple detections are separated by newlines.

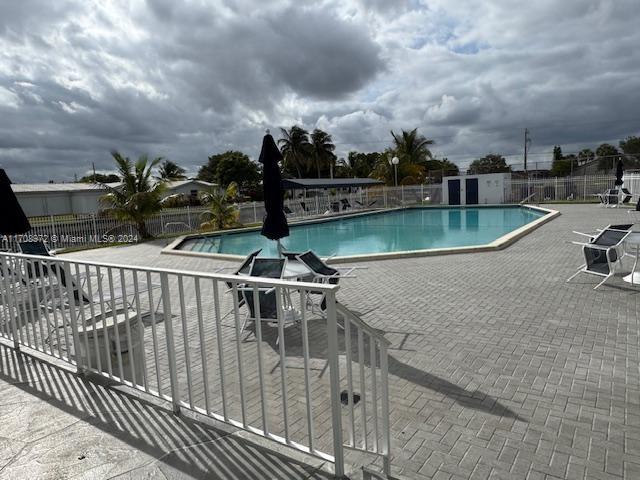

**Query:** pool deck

left=3, top=204, right=640, bottom=479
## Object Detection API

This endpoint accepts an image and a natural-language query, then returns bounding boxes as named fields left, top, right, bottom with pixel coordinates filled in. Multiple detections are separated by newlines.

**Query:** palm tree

left=157, top=160, right=187, bottom=181
left=391, top=128, right=434, bottom=165
left=310, top=129, right=335, bottom=178
left=278, top=126, right=311, bottom=178
left=199, top=182, right=239, bottom=230
left=99, top=152, right=165, bottom=239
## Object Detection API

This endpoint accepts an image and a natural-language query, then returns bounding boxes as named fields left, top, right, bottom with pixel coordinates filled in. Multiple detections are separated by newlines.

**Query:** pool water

left=177, top=206, right=546, bottom=258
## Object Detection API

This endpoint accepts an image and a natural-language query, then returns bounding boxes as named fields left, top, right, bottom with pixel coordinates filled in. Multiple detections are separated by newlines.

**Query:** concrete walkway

left=0, top=342, right=335, bottom=479
left=2, top=204, right=640, bottom=479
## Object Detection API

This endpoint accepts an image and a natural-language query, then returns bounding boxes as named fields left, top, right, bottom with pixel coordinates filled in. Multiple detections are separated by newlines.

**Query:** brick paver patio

left=2, top=204, right=640, bottom=479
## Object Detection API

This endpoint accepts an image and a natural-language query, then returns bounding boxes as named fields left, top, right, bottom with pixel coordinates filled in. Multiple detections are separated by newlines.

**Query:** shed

left=442, top=173, right=511, bottom=205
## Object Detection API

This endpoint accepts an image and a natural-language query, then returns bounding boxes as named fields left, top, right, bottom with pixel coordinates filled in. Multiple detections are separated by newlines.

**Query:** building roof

left=164, top=179, right=216, bottom=188
left=12, top=179, right=216, bottom=194
left=11, top=183, right=120, bottom=193
left=281, top=178, right=384, bottom=189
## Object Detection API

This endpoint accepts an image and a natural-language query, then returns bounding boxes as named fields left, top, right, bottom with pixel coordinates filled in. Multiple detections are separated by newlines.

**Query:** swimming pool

left=168, top=206, right=556, bottom=261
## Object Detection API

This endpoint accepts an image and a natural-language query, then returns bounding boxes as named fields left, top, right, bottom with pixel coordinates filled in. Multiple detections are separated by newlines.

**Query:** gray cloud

left=0, top=0, right=639, bottom=181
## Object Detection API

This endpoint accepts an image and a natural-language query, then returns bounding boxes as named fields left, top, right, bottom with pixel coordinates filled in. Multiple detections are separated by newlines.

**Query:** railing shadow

left=0, top=343, right=332, bottom=479
left=249, top=319, right=526, bottom=421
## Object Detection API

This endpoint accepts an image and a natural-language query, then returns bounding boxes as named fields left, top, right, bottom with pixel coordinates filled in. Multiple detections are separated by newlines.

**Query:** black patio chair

left=238, top=258, right=286, bottom=334
left=567, top=225, right=631, bottom=289
left=355, top=199, right=377, bottom=208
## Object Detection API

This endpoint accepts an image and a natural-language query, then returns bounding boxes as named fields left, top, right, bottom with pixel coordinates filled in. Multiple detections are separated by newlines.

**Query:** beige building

left=12, top=179, right=216, bottom=217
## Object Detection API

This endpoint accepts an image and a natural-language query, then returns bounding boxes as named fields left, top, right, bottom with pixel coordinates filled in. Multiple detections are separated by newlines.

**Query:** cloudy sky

left=1, top=0, right=639, bottom=182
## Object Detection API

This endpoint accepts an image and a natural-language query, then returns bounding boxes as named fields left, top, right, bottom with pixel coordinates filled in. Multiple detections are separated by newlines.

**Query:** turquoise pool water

left=177, top=206, right=546, bottom=258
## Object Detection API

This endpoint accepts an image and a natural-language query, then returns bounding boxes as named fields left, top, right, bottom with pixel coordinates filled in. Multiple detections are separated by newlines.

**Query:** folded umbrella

left=259, top=132, right=289, bottom=247
left=0, top=168, right=31, bottom=235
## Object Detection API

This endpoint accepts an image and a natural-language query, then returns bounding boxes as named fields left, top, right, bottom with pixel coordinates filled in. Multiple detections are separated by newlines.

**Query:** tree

left=369, top=129, right=435, bottom=185
left=596, top=143, right=619, bottom=171
left=390, top=128, right=434, bottom=165
left=577, top=149, right=595, bottom=165
left=423, top=158, right=459, bottom=183
left=278, top=126, right=312, bottom=178
left=347, top=151, right=380, bottom=177
left=467, top=154, right=511, bottom=175
left=157, top=160, right=186, bottom=181
left=78, top=173, right=120, bottom=183
left=550, top=146, right=578, bottom=176
left=99, top=152, right=165, bottom=239
left=551, top=146, right=568, bottom=176
left=620, top=136, right=640, bottom=166
left=310, top=129, right=335, bottom=178
left=333, top=157, right=352, bottom=178
left=197, top=151, right=261, bottom=189
left=200, top=183, right=239, bottom=231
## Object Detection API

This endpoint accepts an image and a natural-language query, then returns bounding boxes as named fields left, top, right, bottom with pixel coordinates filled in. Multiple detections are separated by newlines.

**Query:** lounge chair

left=596, top=189, right=630, bottom=208
left=567, top=225, right=632, bottom=289
left=237, top=258, right=290, bottom=336
left=340, top=198, right=352, bottom=211
left=355, top=199, right=377, bottom=208
left=600, top=188, right=634, bottom=206
left=300, top=201, right=310, bottom=214
left=223, top=249, right=262, bottom=305
left=294, top=251, right=359, bottom=313
left=18, top=240, right=56, bottom=280
left=42, top=260, right=159, bottom=313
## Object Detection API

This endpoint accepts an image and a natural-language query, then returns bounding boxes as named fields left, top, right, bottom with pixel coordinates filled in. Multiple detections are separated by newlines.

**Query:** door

left=465, top=178, right=479, bottom=205
left=448, top=179, right=460, bottom=205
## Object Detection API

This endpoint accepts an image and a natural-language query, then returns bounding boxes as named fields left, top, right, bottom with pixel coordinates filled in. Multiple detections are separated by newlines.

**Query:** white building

left=442, top=173, right=511, bottom=205
left=12, top=179, right=216, bottom=217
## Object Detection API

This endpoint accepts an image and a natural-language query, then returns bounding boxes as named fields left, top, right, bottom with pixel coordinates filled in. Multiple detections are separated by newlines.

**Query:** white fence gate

left=0, top=251, right=391, bottom=477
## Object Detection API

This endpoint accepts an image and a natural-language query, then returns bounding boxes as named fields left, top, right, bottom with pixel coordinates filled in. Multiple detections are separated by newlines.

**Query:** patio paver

left=2, top=203, right=640, bottom=479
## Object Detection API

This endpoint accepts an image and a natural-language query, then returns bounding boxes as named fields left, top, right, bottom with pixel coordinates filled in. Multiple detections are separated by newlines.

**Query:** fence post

left=0, top=256, right=21, bottom=350
left=253, top=201, right=257, bottom=223
left=421, top=183, right=424, bottom=203
left=91, top=214, right=98, bottom=245
left=63, top=261, right=84, bottom=373
left=324, top=290, right=345, bottom=478
left=160, top=272, right=181, bottom=414
left=383, top=186, right=387, bottom=208
left=401, top=185, right=405, bottom=204
left=315, top=195, right=320, bottom=214
left=187, top=206, right=191, bottom=228
left=554, top=177, right=558, bottom=200
left=50, top=215, right=56, bottom=248
left=380, top=342, right=391, bottom=476
left=583, top=175, right=587, bottom=200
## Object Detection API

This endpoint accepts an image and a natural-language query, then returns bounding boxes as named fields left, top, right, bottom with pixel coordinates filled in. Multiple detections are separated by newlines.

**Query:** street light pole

left=390, top=156, right=399, bottom=187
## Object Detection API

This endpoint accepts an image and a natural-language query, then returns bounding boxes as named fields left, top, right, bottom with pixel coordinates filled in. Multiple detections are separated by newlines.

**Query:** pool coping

left=161, top=204, right=560, bottom=264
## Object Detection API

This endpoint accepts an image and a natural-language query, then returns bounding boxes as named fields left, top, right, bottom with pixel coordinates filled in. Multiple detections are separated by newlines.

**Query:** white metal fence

left=505, top=174, right=616, bottom=203
left=0, top=251, right=391, bottom=477
left=4, top=174, right=630, bottom=252
left=2, top=185, right=443, bottom=251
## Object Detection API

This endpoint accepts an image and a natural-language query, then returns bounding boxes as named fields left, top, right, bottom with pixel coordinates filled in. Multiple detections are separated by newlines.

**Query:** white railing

left=0, top=251, right=391, bottom=477
left=2, top=185, right=442, bottom=252
left=7, top=173, right=629, bottom=252
left=505, top=174, right=615, bottom=203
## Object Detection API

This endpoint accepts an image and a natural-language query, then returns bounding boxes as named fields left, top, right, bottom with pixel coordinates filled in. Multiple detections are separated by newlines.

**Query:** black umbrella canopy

left=614, top=159, right=624, bottom=186
left=0, top=168, right=31, bottom=235
left=259, top=133, right=289, bottom=241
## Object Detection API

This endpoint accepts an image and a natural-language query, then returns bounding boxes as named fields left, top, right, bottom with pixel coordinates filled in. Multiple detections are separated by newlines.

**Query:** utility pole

left=524, top=128, right=532, bottom=199
left=524, top=128, right=531, bottom=175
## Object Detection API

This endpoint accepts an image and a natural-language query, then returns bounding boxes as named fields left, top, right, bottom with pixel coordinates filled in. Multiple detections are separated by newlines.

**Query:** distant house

left=12, top=179, right=217, bottom=217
